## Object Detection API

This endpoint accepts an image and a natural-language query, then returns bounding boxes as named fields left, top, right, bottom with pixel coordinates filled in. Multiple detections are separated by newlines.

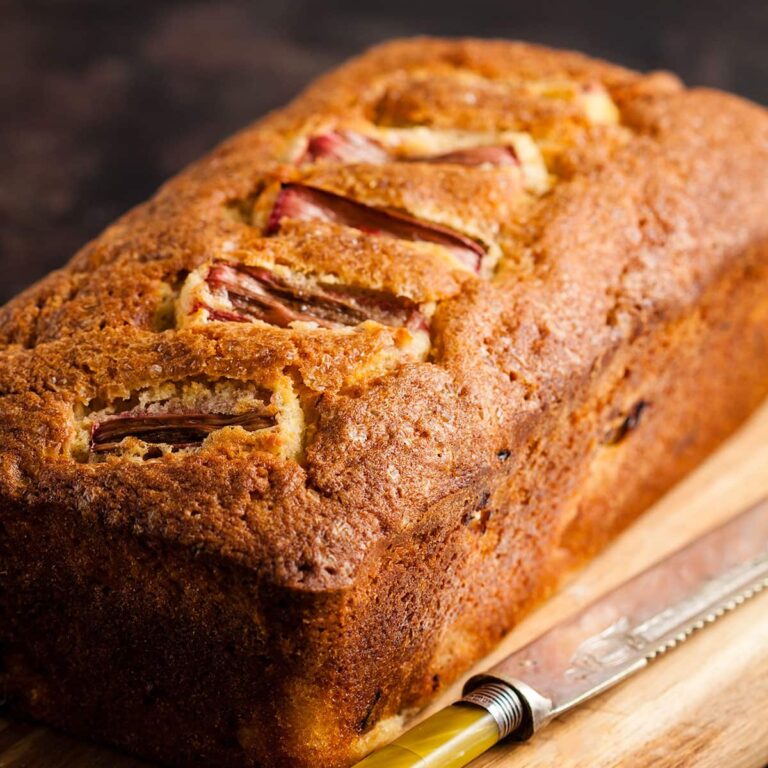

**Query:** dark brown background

left=2, top=0, right=767, bottom=304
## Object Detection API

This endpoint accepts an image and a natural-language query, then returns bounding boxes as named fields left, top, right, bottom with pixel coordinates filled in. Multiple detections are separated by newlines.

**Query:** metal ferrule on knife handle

left=354, top=496, right=768, bottom=767
left=464, top=496, right=768, bottom=730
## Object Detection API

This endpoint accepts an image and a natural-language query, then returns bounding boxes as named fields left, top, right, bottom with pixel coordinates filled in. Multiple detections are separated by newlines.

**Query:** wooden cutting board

left=2, top=400, right=768, bottom=768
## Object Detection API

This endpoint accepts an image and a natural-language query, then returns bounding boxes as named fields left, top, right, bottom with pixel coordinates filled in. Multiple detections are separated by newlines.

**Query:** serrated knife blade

left=354, top=496, right=768, bottom=767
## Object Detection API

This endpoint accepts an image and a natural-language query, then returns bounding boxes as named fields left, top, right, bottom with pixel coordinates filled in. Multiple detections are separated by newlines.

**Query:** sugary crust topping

left=1, top=38, right=768, bottom=587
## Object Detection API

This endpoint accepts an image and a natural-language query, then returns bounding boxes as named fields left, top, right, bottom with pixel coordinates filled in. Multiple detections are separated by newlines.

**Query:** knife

left=353, top=496, right=768, bottom=767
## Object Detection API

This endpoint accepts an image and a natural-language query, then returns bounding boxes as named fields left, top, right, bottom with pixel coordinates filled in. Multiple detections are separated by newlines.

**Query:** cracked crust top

left=1, top=38, right=768, bottom=590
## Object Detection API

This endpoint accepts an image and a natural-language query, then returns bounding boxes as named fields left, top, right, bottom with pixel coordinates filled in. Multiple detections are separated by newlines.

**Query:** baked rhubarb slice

left=421, top=145, right=518, bottom=166
left=91, top=409, right=275, bottom=452
left=203, top=261, right=426, bottom=330
left=301, top=130, right=391, bottom=164
left=266, top=184, right=485, bottom=272
left=300, top=129, right=518, bottom=168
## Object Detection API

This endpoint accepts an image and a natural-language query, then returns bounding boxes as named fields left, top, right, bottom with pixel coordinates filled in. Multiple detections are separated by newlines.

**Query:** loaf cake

left=2, top=38, right=768, bottom=768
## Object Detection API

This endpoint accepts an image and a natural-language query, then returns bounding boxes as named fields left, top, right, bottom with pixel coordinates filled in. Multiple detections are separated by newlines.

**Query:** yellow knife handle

left=352, top=703, right=501, bottom=768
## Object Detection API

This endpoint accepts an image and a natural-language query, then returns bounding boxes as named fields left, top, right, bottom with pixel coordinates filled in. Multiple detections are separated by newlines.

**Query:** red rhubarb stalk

left=91, top=410, right=274, bottom=452
left=266, top=184, right=484, bottom=272
left=204, top=262, right=426, bottom=330
left=301, top=130, right=390, bottom=164
left=300, top=130, right=518, bottom=170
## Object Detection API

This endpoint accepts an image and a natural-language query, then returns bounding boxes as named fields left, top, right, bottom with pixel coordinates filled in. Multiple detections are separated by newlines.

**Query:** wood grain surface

left=2, top=399, right=768, bottom=767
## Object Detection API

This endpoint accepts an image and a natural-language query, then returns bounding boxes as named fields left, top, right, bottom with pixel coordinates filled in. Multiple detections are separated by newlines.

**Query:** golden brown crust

left=2, top=37, right=768, bottom=768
